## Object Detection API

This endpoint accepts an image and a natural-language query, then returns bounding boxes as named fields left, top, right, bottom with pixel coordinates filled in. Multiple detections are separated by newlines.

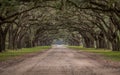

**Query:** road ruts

left=0, top=45, right=120, bottom=75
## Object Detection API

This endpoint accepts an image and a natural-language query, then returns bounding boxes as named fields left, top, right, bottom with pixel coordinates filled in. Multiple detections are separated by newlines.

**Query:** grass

left=69, top=46, right=120, bottom=61
left=0, top=46, right=51, bottom=61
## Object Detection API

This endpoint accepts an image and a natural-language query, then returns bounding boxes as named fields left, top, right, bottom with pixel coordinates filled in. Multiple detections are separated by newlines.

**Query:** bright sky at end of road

left=52, top=44, right=67, bottom=48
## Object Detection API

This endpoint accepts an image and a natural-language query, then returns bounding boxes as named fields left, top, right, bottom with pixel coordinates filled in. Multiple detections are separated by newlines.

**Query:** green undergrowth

left=69, top=46, right=120, bottom=61
left=0, top=46, right=51, bottom=61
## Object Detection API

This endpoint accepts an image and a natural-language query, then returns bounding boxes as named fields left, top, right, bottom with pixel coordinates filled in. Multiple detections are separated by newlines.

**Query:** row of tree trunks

left=83, top=37, right=94, bottom=48
left=111, top=39, right=120, bottom=51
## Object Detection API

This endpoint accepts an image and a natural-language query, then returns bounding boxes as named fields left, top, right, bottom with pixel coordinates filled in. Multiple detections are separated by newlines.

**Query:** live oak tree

left=1, top=0, right=120, bottom=52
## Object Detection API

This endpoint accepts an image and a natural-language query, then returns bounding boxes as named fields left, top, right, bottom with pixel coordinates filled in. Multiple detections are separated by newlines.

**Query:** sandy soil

left=0, top=45, right=120, bottom=75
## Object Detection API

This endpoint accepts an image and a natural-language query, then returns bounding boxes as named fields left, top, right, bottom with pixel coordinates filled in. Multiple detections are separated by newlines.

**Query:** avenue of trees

left=0, top=0, right=120, bottom=52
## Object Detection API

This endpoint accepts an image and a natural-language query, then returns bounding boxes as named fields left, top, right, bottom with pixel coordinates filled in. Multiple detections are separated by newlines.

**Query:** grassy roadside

left=69, top=46, right=120, bottom=61
left=0, top=46, right=51, bottom=61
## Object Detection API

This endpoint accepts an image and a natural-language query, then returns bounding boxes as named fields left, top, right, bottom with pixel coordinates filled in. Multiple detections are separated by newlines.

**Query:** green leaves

left=0, top=0, right=18, bottom=6
left=0, top=0, right=19, bottom=16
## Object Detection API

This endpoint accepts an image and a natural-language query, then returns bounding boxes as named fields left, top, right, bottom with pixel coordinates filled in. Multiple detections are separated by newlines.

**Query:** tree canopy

left=0, top=0, right=120, bottom=52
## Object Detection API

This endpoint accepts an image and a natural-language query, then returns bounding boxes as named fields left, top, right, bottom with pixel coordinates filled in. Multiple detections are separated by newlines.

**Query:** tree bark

left=83, top=37, right=94, bottom=48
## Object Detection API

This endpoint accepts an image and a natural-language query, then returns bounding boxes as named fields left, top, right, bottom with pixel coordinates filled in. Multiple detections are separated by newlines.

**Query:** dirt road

left=0, top=45, right=120, bottom=75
